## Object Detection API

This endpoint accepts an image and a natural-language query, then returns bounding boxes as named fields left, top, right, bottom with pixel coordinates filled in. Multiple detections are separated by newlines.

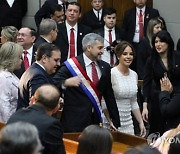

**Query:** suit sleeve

left=34, top=1, right=51, bottom=28
left=29, top=74, right=50, bottom=97
left=102, top=64, right=120, bottom=128
left=142, top=57, right=153, bottom=103
left=43, top=120, right=66, bottom=154
left=159, top=91, right=180, bottom=118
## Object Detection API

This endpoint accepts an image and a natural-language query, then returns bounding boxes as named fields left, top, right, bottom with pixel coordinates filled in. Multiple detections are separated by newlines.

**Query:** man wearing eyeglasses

left=14, top=27, right=37, bottom=79
left=17, top=43, right=61, bottom=110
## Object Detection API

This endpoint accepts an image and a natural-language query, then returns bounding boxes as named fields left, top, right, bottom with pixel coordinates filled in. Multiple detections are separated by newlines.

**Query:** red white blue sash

left=64, top=57, right=103, bottom=122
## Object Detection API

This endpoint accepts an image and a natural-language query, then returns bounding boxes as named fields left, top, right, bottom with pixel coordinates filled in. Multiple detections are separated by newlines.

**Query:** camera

left=106, top=40, right=121, bottom=55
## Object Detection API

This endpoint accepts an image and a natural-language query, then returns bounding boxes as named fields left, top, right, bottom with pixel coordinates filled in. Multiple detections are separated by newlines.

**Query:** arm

left=0, top=74, right=18, bottom=122
left=142, top=57, right=153, bottom=122
left=103, top=65, right=120, bottom=128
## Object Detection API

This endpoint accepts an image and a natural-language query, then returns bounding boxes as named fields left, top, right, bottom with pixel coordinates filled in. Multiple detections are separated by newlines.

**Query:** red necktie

left=70, top=28, right=75, bottom=58
left=139, top=9, right=144, bottom=41
left=23, top=50, right=29, bottom=70
left=91, top=62, right=99, bottom=85
left=109, top=29, right=114, bottom=66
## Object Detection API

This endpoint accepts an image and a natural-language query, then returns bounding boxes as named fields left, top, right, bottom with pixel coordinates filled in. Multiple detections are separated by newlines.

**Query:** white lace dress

left=111, top=67, right=139, bottom=135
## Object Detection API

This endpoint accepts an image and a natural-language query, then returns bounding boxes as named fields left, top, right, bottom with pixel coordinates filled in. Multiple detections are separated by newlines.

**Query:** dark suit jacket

left=14, top=46, right=37, bottom=79
left=159, top=91, right=180, bottom=130
left=53, top=54, right=120, bottom=132
left=34, top=36, right=48, bottom=49
left=34, top=0, right=69, bottom=28
left=122, top=6, right=160, bottom=42
left=17, top=63, right=54, bottom=109
left=0, top=0, right=27, bottom=30
left=8, top=105, right=65, bottom=154
left=55, top=23, right=92, bottom=63
left=81, top=9, right=105, bottom=31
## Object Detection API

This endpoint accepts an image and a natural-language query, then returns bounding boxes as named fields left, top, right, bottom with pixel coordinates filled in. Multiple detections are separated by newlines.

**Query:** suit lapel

left=61, top=23, right=69, bottom=43
left=31, top=46, right=36, bottom=64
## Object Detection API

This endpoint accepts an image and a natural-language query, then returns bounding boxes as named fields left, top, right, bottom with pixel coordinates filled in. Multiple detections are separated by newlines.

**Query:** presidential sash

left=64, top=57, right=103, bottom=122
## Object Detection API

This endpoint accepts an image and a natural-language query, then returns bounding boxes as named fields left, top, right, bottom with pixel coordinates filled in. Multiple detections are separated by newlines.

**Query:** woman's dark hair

left=151, top=30, right=174, bottom=70
left=77, top=125, right=113, bottom=154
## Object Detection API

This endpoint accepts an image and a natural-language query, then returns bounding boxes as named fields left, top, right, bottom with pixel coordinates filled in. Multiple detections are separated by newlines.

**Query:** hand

left=109, top=121, right=118, bottom=131
left=64, top=76, right=81, bottom=87
left=142, top=103, right=148, bottom=122
left=160, top=76, right=173, bottom=93
left=139, top=122, right=146, bottom=137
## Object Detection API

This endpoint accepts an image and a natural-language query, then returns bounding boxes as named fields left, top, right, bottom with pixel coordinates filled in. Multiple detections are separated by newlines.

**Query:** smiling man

left=55, top=2, right=92, bottom=63
left=53, top=33, right=120, bottom=132
left=17, top=43, right=61, bottom=110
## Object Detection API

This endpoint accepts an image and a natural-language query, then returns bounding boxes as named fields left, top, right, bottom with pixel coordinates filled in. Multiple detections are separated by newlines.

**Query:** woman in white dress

left=111, top=41, right=146, bottom=137
left=0, top=42, right=23, bottom=122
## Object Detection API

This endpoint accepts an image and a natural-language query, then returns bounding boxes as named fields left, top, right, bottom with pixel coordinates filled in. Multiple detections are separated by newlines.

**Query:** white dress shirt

left=66, top=21, right=78, bottom=58
left=133, top=6, right=145, bottom=43
left=93, top=8, right=102, bottom=20
left=6, top=0, right=14, bottom=7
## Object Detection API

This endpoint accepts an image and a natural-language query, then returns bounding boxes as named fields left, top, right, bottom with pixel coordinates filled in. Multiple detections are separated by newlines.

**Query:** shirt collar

left=83, top=53, right=97, bottom=67
left=93, top=8, right=102, bottom=14
left=65, top=21, right=78, bottom=32
left=136, top=6, right=146, bottom=14
left=104, top=25, right=115, bottom=31
left=25, top=45, right=33, bottom=56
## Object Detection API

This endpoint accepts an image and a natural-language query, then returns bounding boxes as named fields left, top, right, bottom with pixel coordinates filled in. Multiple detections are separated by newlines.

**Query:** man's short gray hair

left=82, top=33, right=104, bottom=51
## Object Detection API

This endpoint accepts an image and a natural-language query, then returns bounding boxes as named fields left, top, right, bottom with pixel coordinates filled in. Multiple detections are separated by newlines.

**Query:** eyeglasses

left=17, top=33, right=31, bottom=37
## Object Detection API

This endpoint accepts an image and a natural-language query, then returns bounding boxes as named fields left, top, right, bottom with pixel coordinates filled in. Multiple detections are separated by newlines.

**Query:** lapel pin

left=80, top=33, right=82, bottom=35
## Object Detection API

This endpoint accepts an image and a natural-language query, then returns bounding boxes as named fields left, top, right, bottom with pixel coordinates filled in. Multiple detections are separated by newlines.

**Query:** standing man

left=17, top=43, right=61, bottom=109
left=95, top=8, right=123, bottom=67
left=122, top=0, right=160, bottom=71
left=81, top=0, right=105, bottom=31
left=8, top=84, right=65, bottom=154
left=55, top=2, right=92, bottom=63
left=35, top=0, right=68, bottom=28
left=34, top=19, right=58, bottom=49
left=0, top=0, right=27, bottom=30
left=14, top=27, right=37, bottom=78
left=53, top=33, right=120, bottom=132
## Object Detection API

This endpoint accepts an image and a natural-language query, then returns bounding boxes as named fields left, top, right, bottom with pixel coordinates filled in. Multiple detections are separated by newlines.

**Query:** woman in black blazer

left=142, top=30, right=175, bottom=135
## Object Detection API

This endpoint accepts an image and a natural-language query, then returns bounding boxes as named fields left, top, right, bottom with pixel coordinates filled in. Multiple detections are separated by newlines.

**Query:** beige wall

left=154, top=0, right=180, bottom=48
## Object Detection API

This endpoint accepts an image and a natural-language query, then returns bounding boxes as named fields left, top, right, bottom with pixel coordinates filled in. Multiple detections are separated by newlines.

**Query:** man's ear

left=52, top=104, right=60, bottom=114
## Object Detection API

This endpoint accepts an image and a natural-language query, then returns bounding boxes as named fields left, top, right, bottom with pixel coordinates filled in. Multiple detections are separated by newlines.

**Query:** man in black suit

left=122, top=0, right=160, bottom=71
left=14, top=27, right=37, bottom=78
left=53, top=33, right=120, bottom=132
left=35, top=0, right=68, bottom=28
left=55, top=2, right=92, bottom=63
left=34, top=19, right=58, bottom=49
left=81, top=0, right=105, bottom=31
left=95, top=8, right=123, bottom=67
left=17, top=43, right=61, bottom=109
left=8, top=84, right=65, bottom=154
left=0, top=0, right=27, bottom=30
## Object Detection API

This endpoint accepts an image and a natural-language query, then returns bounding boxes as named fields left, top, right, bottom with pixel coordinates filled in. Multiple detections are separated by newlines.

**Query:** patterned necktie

left=91, top=62, right=99, bottom=85
left=109, top=29, right=114, bottom=66
left=139, top=9, right=144, bottom=41
left=23, top=50, right=29, bottom=70
left=70, top=28, right=75, bottom=58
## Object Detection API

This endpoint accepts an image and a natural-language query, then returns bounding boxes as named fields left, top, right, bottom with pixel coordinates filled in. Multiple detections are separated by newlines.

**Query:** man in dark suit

left=8, top=84, right=65, bottom=154
left=35, top=0, right=68, bottom=28
left=0, top=0, right=27, bottom=30
left=55, top=2, right=92, bottom=63
left=81, top=0, right=105, bottom=31
left=53, top=33, right=120, bottom=132
left=122, top=0, right=160, bottom=71
left=17, top=43, right=61, bottom=109
left=95, top=8, right=123, bottom=67
left=34, top=19, right=58, bottom=49
left=14, top=27, right=37, bottom=78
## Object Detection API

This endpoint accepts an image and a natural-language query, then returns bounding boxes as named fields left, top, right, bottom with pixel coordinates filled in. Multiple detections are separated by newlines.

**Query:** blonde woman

left=0, top=42, right=23, bottom=122
left=0, top=26, right=18, bottom=44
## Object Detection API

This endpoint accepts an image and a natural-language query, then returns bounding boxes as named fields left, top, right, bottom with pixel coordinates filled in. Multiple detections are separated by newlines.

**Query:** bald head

left=34, top=84, right=60, bottom=111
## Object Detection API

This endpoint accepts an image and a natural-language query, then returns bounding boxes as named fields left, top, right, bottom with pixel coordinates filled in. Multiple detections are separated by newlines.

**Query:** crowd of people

left=0, top=0, right=180, bottom=154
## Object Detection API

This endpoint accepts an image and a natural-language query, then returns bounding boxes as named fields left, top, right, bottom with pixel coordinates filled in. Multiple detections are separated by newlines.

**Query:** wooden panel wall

left=78, top=0, right=152, bottom=26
